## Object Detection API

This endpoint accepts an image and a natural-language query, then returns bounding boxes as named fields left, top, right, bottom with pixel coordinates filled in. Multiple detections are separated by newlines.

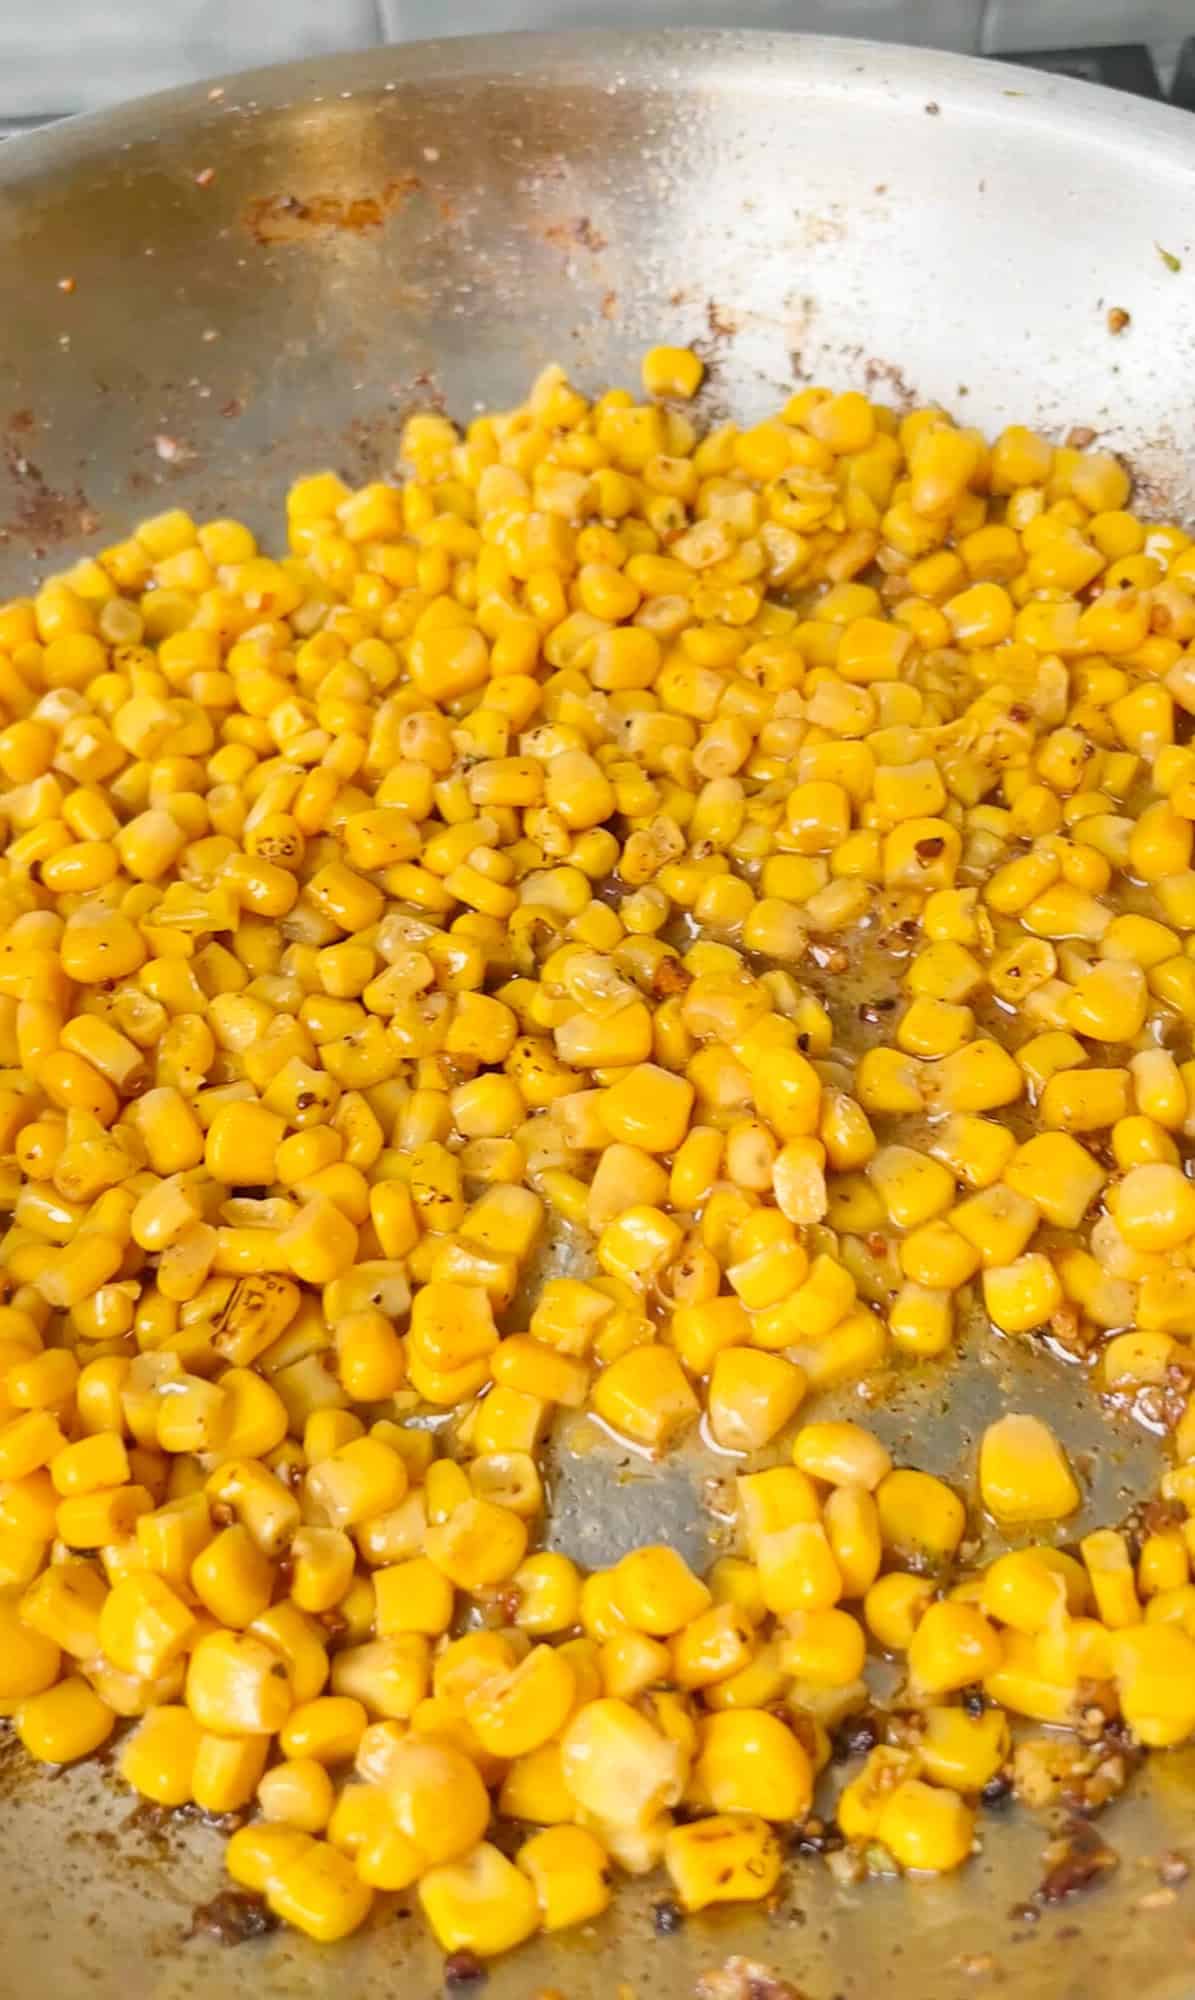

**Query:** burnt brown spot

left=186, top=1891, right=278, bottom=1945
left=244, top=176, right=422, bottom=245
left=1037, top=1821, right=1119, bottom=1902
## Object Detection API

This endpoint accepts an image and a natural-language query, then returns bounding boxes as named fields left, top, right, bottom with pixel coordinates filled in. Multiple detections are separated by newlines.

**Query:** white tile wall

left=981, top=0, right=1191, bottom=51
left=377, top=0, right=984, bottom=47
left=0, top=0, right=382, bottom=115
left=0, top=0, right=1190, bottom=120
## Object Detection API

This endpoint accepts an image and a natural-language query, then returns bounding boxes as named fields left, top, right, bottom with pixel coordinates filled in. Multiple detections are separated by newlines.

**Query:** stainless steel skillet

left=2, top=30, right=1195, bottom=2000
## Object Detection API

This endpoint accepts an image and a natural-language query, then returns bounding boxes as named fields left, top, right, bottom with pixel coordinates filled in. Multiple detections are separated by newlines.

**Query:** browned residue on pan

left=244, top=174, right=423, bottom=245
left=539, top=215, right=609, bottom=255
left=0, top=419, right=99, bottom=556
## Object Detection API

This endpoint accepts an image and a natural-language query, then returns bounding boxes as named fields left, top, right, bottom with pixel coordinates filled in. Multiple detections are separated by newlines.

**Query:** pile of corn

left=3, top=345, right=1195, bottom=1953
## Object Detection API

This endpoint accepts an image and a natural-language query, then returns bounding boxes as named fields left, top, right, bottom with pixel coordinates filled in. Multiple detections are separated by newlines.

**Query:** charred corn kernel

left=979, top=1413, right=1080, bottom=1523
left=671, top=1600, right=755, bottom=1690
left=664, top=1812, right=781, bottom=1911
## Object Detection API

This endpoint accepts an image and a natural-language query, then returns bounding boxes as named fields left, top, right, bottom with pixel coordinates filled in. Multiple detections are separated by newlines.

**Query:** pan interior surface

left=2, top=30, right=1195, bottom=2000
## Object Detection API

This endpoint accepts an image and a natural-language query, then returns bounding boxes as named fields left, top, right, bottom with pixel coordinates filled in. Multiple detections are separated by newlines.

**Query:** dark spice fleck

left=982, top=1773, right=1013, bottom=1807
left=834, top=1713, right=880, bottom=1761
left=186, top=1891, right=277, bottom=1945
left=654, top=1898, right=685, bottom=1934
left=444, top=1949, right=488, bottom=1986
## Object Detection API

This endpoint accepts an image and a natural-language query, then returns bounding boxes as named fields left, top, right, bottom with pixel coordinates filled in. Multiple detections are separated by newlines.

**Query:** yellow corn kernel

left=17, top=1676, right=115, bottom=1763
left=875, top=1469, right=965, bottom=1565
left=418, top=1841, right=540, bottom=1957
left=907, top=1600, right=1002, bottom=1695
left=560, top=1696, right=687, bottom=1829
left=306, top=1436, right=408, bottom=1529
left=663, top=1812, right=782, bottom=1911
left=981, top=1547, right=1090, bottom=1633
left=425, top=1497, right=527, bottom=1589
left=1112, top=1623, right=1195, bottom=1746
left=119, top=1704, right=202, bottom=1805
left=258, top=1757, right=336, bottom=1834
left=876, top=1780, right=975, bottom=1872
left=707, top=1348, right=806, bottom=1452
left=691, top=1707, right=812, bottom=1821
left=979, top=1413, right=1080, bottom=1524
left=191, top=1732, right=270, bottom=1815
left=267, top=1838, right=374, bottom=1943
left=518, top=1823, right=612, bottom=1932
left=918, top=1707, right=1009, bottom=1792
left=589, top=1344, right=699, bottom=1450
left=463, top=1643, right=577, bottom=1756
left=99, top=1570, right=197, bottom=1678
left=185, top=1629, right=293, bottom=1735
left=779, top=1607, right=866, bottom=1687
left=1081, top=1529, right=1141, bottom=1630
left=1111, top=1161, right=1195, bottom=1250
left=611, top=1545, right=711, bottom=1636
left=671, top=1602, right=755, bottom=1691
left=982, top=1254, right=1062, bottom=1335
left=642, top=346, right=704, bottom=400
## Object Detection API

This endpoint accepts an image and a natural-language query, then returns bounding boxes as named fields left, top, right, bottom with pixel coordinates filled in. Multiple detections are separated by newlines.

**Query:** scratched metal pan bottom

left=4, top=28, right=1195, bottom=2000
